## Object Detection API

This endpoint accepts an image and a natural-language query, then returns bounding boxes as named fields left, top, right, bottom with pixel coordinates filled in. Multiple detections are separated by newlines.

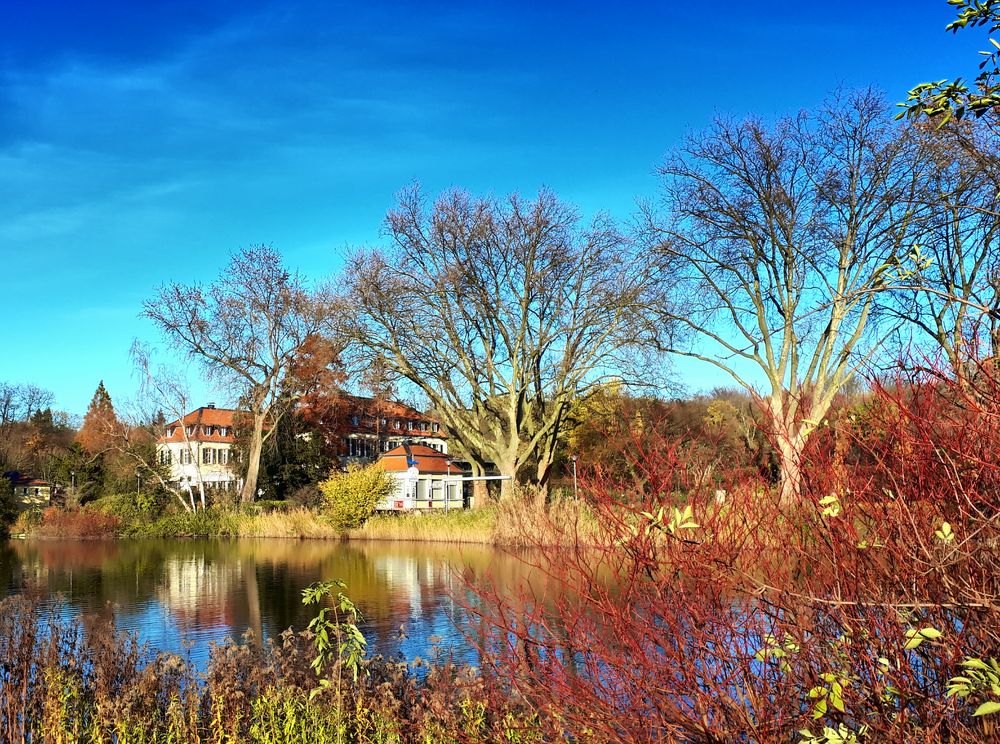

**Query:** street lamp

left=70, top=470, right=75, bottom=503
left=136, top=468, right=141, bottom=496
left=570, top=455, right=578, bottom=501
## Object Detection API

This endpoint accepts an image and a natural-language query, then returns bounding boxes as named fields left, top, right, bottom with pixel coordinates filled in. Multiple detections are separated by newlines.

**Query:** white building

left=376, top=444, right=467, bottom=511
left=157, top=405, right=242, bottom=492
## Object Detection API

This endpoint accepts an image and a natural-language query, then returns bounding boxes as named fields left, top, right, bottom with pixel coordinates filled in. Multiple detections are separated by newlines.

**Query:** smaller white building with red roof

left=376, top=443, right=467, bottom=511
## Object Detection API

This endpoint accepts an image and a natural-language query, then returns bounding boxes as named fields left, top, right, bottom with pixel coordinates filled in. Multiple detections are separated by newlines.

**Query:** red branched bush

left=33, top=507, right=120, bottom=538
left=468, top=355, right=1000, bottom=742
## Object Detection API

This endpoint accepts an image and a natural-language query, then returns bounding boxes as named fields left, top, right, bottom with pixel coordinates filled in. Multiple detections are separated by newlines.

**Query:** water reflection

left=0, top=539, right=540, bottom=668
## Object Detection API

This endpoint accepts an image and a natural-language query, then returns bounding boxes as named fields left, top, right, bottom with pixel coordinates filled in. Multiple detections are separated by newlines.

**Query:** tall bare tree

left=143, top=246, right=326, bottom=504
left=886, top=121, right=1000, bottom=372
left=340, top=186, right=663, bottom=502
left=643, top=90, right=925, bottom=502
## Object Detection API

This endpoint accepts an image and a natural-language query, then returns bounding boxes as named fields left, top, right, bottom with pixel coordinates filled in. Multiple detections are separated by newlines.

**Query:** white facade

left=156, top=406, right=242, bottom=493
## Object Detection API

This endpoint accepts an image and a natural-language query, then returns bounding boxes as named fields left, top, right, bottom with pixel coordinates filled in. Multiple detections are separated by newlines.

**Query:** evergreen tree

left=76, top=381, right=117, bottom=454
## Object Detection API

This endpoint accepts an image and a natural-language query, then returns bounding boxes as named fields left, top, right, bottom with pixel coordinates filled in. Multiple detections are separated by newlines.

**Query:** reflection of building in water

left=156, top=555, right=238, bottom=628
left=369, top=553, right=462, bottom=632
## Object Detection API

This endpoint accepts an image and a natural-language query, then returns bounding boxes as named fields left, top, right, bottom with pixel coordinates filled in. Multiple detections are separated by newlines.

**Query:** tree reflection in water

left=1, top=538, right=548, bottom=668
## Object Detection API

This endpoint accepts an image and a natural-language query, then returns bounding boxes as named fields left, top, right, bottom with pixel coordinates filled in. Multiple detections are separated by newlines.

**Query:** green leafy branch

left=947, top=657, right=1000, bottom=717
left=899, top=0, right=1000, bottom=123
left=302, top=580, right=368, bottom=702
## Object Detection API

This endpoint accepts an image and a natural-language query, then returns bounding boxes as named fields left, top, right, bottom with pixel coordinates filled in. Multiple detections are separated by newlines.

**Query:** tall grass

left=347, top=507, right=496, bottom=544
left=237, top=508, right=340, bottom=539
left=0, top=593, right=544, bottom=744
left=348, top=493, right=600, bottom=547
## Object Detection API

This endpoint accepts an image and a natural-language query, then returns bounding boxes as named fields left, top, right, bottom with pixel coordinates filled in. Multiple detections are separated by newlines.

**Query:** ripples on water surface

left=0, top=539, right=542, bottom=668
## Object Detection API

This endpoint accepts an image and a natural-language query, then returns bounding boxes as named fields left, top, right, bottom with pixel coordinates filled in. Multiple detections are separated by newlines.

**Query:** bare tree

left=0, top=383, right=54, bottom=430
left=643, top=90, right=925, bottom=502
left=340, top=186, right=663, bottom=502
left=885, top=121, right=1000, bottom=372
left=143, top=246, right=326, bottom=504
left=0, top=382, right=56, bottom=472
left=126, top=343, right=209, bottom=510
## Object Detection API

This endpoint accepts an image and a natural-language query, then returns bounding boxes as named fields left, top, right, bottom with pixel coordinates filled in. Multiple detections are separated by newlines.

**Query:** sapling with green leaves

left=301, top=580, right=367, bottom=707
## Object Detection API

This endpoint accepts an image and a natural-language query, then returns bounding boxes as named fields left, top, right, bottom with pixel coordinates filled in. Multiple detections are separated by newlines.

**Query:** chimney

left=207, top=402, right=216, bottom=409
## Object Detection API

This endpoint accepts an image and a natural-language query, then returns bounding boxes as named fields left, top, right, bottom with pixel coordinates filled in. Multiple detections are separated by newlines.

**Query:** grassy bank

left=12, top=492, right=598, bottom=546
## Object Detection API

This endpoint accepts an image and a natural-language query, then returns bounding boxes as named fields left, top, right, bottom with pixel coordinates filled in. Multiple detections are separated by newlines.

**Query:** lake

left=0, top=538, right=542, bottom=668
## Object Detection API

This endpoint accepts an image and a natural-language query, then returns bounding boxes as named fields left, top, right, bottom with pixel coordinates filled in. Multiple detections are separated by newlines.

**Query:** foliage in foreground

left=0, top=593, right=540, bottom=744
left=465, top=354, right=1000, bottom=742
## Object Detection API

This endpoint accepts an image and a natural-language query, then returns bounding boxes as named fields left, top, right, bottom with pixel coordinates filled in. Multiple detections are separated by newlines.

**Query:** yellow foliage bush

left=318, top=463, right=395, bottom=530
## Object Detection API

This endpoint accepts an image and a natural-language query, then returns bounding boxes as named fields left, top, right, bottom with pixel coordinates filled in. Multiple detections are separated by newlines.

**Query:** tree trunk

left=774, top=428, right=805, bottom=505
left=467, top=459, right=489, bottom=509
left=534, top=458, right=553, bottom=507
left=496, top=455, right=520, bottom=502
left=240, top=414, right=266, bottom=504
left=499, top=472, right=516, bottom=502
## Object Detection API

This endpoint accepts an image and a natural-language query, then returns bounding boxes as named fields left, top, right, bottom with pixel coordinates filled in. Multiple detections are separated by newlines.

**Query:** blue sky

left=0, top=0, right=985, bottom=416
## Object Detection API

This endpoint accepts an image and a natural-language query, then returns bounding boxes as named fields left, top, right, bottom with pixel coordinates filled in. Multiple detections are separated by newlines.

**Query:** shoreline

left=8, top=499, right=593, bottom=547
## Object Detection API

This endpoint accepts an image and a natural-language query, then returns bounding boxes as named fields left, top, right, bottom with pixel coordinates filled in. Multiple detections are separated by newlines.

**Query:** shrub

left=288, top=484, right=323, bottom=510
left=467, top=357, right=1000, bottom=742
left=318, top=463, right=394, bottom=531
left=93, top=491, right=166, bottom=526
left=32, top=507, right=120, bottom=538
left=10, top=508, right=42, bottom=536
left=139, top=509, right=227, bottom=538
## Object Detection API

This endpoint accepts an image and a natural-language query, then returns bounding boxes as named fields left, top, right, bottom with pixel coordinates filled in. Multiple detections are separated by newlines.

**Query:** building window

left=159, top=450, right=172, bottom=465
left=180, top=449, right=192, bottom=465
left=220, top=426, right=228, bottom=437
left=220, top=449, right=229, bottom=465
left=432, top=423, right=439, bottom=433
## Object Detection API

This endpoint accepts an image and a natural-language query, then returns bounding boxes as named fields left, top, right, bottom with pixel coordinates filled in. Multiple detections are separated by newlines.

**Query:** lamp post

left=136, top=469, right=141, bottom=496
left=571, top=455, right=578, bottom=501
left=70, top=470, right=76, bottom=504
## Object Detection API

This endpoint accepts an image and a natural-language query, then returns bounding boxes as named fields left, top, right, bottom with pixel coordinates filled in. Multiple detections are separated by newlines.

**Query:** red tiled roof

left=160, top=407, right=240, bottom=443
left=11, top=476, right=51, bottom=487
left=379, top=445, right=463, bottom=475
left=340, top=395, right=447, bottom=438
